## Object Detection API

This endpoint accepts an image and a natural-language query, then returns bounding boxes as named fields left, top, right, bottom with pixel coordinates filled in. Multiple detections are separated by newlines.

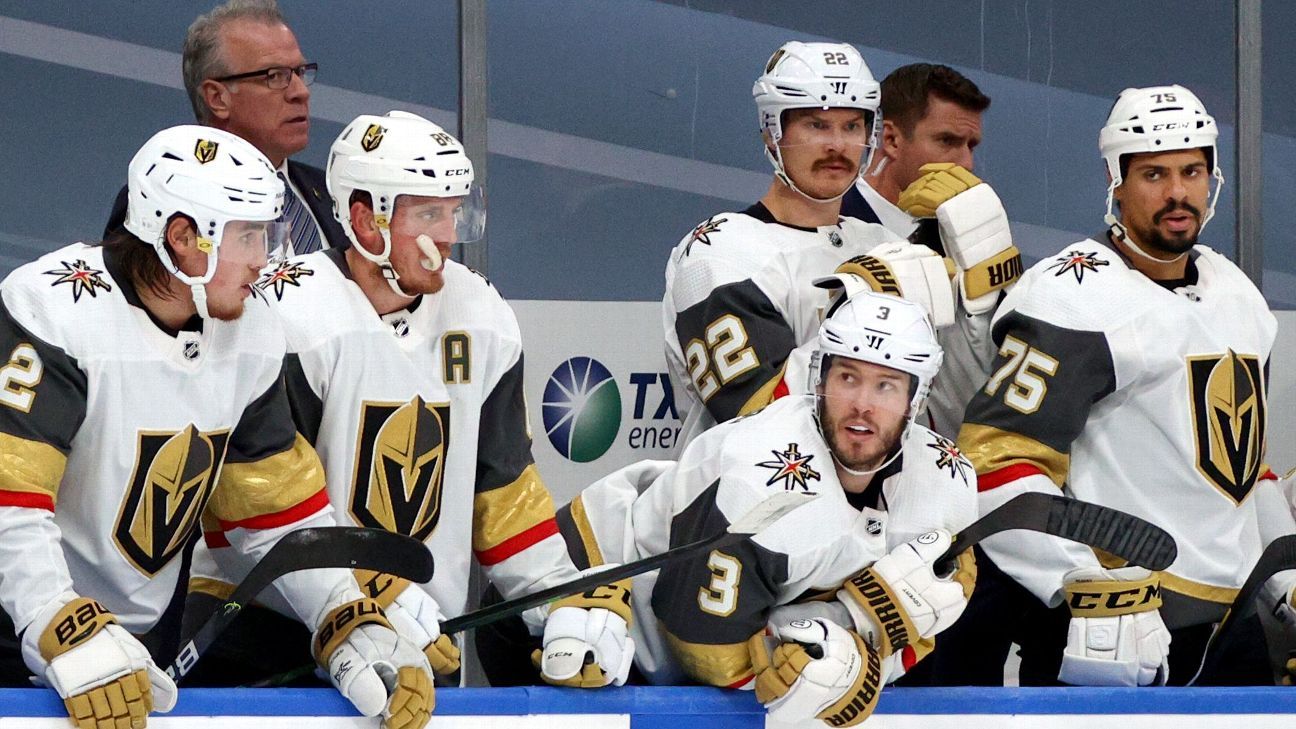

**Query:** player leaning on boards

left=558, top=291, right=976, bottom=725
left=842, top=63, right=1010, bottom=438
left=187, top=111, right=636, bottom=690
left=0, top=126, right=435, bottom=728
left=664, top=41, right=1020, bottom=450
left=935, top=85, right=1281, bottom=686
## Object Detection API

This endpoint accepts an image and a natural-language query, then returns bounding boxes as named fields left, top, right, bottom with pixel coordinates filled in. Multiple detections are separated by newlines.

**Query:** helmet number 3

left=685, top=315, right=759, bottom=402
left=984, top=336, right=1058, bottom=415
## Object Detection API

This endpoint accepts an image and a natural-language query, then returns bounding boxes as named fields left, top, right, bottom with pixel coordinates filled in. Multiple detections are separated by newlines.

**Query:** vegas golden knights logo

left=350, top=396, right=451, bottom=541
left=114, top=425, right=230, bottom=576
left=360, top=124, right=386, bottom=152
left=194, top=139, right=219, bottom=164
left=1188, top=351, right=1267, bottom=504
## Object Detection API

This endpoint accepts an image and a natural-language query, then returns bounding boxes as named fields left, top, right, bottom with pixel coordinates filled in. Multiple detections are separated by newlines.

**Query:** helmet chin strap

left=813, top=392, right=914, bottom=478
left=189, top=282, right=211, bottom=320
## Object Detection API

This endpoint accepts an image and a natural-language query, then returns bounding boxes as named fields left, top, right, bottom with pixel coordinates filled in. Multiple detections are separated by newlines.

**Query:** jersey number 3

left=685, top=315, right=758, bottom=402
left=0, top=344, right=43, bottom=413
left=697, top=550, right=741, bottom=617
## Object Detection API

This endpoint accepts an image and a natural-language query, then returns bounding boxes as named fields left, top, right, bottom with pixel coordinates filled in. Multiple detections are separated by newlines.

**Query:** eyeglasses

left=212, top=62, right=318, bottom=89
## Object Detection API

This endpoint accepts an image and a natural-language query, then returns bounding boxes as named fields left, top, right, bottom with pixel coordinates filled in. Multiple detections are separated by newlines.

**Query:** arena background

left=2, top=2, right=1295, bottom=721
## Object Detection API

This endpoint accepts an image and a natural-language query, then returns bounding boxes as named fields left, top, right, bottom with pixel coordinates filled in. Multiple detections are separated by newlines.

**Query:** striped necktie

left=278, top=171, right=322, bottom=255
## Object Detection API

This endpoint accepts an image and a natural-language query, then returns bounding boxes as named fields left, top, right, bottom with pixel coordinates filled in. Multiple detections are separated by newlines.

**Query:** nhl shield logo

left=1187, top=350, right=1267, bottom=504
left=194, top=138, right=219, bottom=164
left=114, top=425, right=230, bottom=576
left=361, top=124, right=386, bottom=152
left=351, top=396, right=451, bottom=541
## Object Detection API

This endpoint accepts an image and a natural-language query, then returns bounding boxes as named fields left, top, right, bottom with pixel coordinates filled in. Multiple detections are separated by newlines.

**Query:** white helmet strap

left=351, top=213, right=418, bottom=299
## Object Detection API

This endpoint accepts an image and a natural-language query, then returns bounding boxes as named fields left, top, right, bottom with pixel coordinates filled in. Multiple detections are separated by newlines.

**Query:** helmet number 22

left=984, top=336, right=1058, bottom=415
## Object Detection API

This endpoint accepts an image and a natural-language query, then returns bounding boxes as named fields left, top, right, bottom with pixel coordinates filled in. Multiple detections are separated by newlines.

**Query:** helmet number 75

left=984, top=336, right=1058, bottom=415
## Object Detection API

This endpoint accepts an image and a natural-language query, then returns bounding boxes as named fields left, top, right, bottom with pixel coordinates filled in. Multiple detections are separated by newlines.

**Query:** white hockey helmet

left=1099, top=84, right=1223, bottom=231
left=125, top=124, right=285, bottom=318
left=809, top=289, right=944, bottom=425
left=753, top=41, right=881, bottom=201
left=327, top=110, right=486, bottom=295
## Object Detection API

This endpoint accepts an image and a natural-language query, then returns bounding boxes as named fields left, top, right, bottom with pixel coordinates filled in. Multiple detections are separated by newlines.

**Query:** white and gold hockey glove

left=1059, top=566, right=1170, bottom=686
left=355, top=569, right=461, bottom=676
left=27, top=594, right=177, bottom=729
left=750, top=618, right=885, bottom=727
left=313, top=587, right=435, bottom=729
left=898, top=162, right=1021, bottom=314
left=830, top=245, right=957, bottom=328
left=533, top=579, right=635, bottom=688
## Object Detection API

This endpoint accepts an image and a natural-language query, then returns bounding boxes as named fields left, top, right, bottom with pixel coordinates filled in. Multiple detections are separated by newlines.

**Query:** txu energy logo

left=543, top=357, right=622, bottom=462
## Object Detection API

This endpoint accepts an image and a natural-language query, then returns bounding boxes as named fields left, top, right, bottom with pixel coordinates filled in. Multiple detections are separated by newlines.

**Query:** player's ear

left=349, top=199, right=383, bottom=254
left=165, top=215, right=198, bottom=253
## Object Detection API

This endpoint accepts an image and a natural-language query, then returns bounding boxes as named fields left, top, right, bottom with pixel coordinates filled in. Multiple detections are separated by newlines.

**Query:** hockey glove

left=313, top=587, right=435, bottom=729
left=30, top=595, right=177, bottom=729
left=355, top=569, right=460, bottom=675
left=836, top=530, right=973, bottom=658
left=750, top=618, right=885, bottom=727
left=1059, top=566, right=1170, bottom=686
left=834, top=245, right=956, bottom=328
left=534, top=579, right=635, bottom=688
left=898, top=162, right=1020, bottom=314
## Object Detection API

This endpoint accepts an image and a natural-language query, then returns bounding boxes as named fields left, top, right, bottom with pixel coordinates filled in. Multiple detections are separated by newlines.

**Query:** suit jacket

left=103, top=160, right=349, bottom=251
left=839, top=183, right=883, bottom=225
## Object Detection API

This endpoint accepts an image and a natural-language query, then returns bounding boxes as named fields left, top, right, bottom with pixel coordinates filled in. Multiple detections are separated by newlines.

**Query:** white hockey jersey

left=191, top=250, right=579, bottom=626
left=959, top=236, right=1277, bottom=628
left=558, top=395, right=977, bottom=686
left=663, top=204, right=899, bottom=446
left=0, top=242, right=329, bottom=640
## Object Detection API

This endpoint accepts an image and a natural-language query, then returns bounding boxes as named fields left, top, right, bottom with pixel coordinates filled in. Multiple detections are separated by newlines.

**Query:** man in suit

left=105, top=0, right=346, bottom=253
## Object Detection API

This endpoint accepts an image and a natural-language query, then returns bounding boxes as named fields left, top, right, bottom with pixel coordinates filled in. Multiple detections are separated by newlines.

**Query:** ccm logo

left=1151, top=122, right=1192, bottom=131
left=446, top=168, right=471, bottom=176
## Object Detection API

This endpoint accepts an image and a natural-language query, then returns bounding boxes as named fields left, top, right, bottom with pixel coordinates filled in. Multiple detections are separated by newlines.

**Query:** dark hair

left=881, top=64, right=990, bottom=136
left=102, top=226, right=183, bottom=303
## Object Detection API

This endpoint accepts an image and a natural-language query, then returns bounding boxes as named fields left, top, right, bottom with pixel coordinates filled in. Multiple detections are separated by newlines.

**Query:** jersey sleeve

left=669, top=268, right=797, bottom=425
left=957, top=310, right=1117, bottom=603
left=471, top=348, right=581, bottom=614
left=284, top=352, right=324, bottom=445
left=0, top=296, right=86, bottom=631
left=650, top=479, right=791, bottom=689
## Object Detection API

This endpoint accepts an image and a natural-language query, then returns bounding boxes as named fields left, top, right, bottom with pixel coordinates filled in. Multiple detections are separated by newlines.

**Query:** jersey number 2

left=0, top=344, right=42, bottom=413
left=685, top=315, right=758, bottom=402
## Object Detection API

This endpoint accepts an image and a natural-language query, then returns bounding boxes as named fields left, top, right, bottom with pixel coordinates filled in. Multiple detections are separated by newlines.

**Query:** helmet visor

left=391, top=186, right=486, bottom=245
left=217, top=219, right=288, bottom=268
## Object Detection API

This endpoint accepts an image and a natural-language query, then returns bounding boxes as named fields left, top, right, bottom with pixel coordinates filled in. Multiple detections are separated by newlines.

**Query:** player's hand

left=1058, top=566, right=1170, bottom=686
left=534, top=579, right=635, bottom=688
left=831, top=244, right=957, bottom=327
left=355, top=570, right=461, bottom=675
left=836, top=530, right=973, bottom=657
left=313, top=590, right=435, bottom=729
left=750, top=618, right=885, bottom=727
left=33, top=596, right=177, bottom=729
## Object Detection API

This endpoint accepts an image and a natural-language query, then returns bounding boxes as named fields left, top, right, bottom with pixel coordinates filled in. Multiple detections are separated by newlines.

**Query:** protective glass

left=391, top=187, right=486, bottom=245
left=217, top=219, right=288, bottom=268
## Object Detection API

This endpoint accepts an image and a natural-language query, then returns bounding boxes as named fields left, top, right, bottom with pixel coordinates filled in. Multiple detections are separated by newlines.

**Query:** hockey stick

left=438, top=490, right=819, bottom=636
left=1187, top=534, right=1296, bottom=685
left=167, top=526, right=434, bottom=681
left=935, top=492, right=1179, bottom=574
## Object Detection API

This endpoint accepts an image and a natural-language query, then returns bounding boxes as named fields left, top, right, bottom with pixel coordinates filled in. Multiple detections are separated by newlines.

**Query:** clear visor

left=216, top=219, right=289, bottom=268
left=390, top=186, right=486, bottom=245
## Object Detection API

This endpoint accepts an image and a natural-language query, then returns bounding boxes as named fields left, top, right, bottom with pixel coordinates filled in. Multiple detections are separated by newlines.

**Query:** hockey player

left=841, top=63, right=1008, bottom=437
left=562, top=291, right=977, bottom=725
left=664, top=42, right=1019, bottom=449
left=0, top=125, right=435, bottom=728
left=938, top=85, right=1279, bottom=686
left=187, top=110, right=635, bottom=690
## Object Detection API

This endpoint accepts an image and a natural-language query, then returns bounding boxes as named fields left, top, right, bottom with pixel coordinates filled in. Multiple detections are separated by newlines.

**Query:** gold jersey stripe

left=739, top=364, right=788, bottom=417
left=207, top=433, right=326, bottom=524
left=1161, top=572, right=1238, bottom=605
left=472, top=464, right=556, bottom=553
left=568, top=493, right=605, bottom=568
left=958, top=422, right=1069, bottom=487
left=664, top=625, right=754, bottom=687
left=188, top=576, right=238, bottom=602
left=0, top=431, right=67, bottom=501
